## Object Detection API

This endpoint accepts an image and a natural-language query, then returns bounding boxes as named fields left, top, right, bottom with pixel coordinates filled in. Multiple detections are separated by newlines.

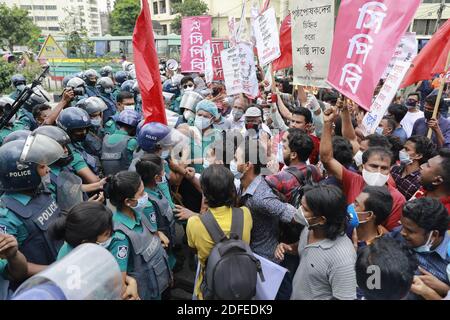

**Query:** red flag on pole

left=133, top=0, right=167, bottom=124
left=401, top=19, right=450, bottom=88
left=272, top=14, right=292, bottom=71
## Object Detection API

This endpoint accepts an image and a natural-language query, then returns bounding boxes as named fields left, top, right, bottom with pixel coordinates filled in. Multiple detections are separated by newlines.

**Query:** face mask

left=295, top=206, right=321, bottom=229
left=362, top=168, right=389, bottom=187
left=96, top=237, right=113, bottom=249
left=194, top=116, right=211, bottom=130
left=161, top=149, right=170, bottom=159
left=230, top=159, right=242, bottom=180
left=245, top=123, right=260, bottom=132
left=424, top=110, right=433, bottom=121
left=346, top=204, right=360, bottom=229
left=413, top=232, right=434, bottom=253
left=183, top=110, right=195, bottom=121
left=277, top=142, right=285, bottom=164
left=91, top=118, right=102, bottom=127
left=399, top=149, right=412, bottom=165
left=184, top=87, right=194, bottom=92
left=263, top=112, right=270, bottom=122
left=130, top=192, right=148, bottom=213
left=405, top=99, right=417, bottom=108
left=375, top=127, right=384, bottom=136
left=233, top=109, right=244, bottom=121
left=354, top=150, right=363, bottom=167
left=41, top=174, right=51, bottom=186
left=203, top=158, right=210, bottom=169
left=124, top=105, right=135, bottom=111
left=16, top=84, right=26, bottom=92
left=104, top=88, right=112, bottom=94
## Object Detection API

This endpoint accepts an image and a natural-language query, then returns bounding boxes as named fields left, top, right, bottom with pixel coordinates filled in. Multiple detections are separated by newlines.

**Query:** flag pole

left=427, top=49, right=450, bottom=139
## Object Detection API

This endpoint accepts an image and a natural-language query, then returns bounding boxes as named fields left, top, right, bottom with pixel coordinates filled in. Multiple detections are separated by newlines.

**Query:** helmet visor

left=159, top=129, right=187, bottom=148
left=20, top=134, right=65, bottom=165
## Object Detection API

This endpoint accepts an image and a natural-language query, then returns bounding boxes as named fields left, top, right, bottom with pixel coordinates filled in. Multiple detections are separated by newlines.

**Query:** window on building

left=412, top=19, right=447, bottom=35
left=48, top=27, right=60, bottom=31
left=47, top=16, right=58, bottom=21
left=20, top=5, right=32, bottom=10
left=422, top=0, right=450, bottom=3
left=35, top=16, right=47, bottom=21
left=33, top=5, right=45, bottom=10
left=153, top=1, right=158, bottom=14
left=161, top=24, right=168, bottom=35
left=159, top=1, right=166, bottom=14
left=45, top=5, right=57, bottom=10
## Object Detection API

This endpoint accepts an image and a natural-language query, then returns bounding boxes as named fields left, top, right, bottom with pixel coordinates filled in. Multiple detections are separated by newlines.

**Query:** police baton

left=0, top=65, right=50, bottom=130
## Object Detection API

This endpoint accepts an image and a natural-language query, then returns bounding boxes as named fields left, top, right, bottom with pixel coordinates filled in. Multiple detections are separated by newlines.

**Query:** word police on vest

left=37, top=201, right=58, bottom=226
left=9, top=170, right=31, bottom=177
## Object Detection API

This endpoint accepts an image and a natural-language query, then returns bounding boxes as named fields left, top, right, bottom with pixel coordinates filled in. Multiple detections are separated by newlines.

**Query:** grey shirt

left=291, top=231, right=357, bottom=300
left=239, top=175, right=296, bottom=262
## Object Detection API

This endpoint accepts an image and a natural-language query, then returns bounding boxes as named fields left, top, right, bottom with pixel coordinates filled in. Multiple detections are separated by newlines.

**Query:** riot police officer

left=16, top=88, right=49, bottom=131
left=99, top=65, right=113, bottom=78
left=120, top=80, right=136, bottom=95
left=0, top=97, right=25, bottom=145
left=101, top=109, right=140, bottom=176
left=0, top=133, right=65, bottom=279
left=104, top=91, right=135, bottom=135
left=76, top=97, right=108, bottom=159
left=56, top=107, right=100, bottom=183
left=97, top=77, right=117, bottom=123
left=82, top=69, right=100, bottom=97
left=113, top=70, right=129, bottom=101
left=9, top=74, right=26, bottom=101
left=66, top=77, right=88, bottom=105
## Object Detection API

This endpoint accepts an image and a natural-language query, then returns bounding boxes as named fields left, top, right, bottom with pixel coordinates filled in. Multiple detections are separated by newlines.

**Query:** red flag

left=133, top=0, right=167, bottom=124
left=272, top=14, right=292, bottom=71
left=401, top=19, right=450, bottom=88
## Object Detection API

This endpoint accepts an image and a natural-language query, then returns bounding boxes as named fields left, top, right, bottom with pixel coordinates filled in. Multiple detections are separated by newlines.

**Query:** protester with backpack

left=275, top=185, right=357, bottom=300
left=186, top=165, right=255, bottom=300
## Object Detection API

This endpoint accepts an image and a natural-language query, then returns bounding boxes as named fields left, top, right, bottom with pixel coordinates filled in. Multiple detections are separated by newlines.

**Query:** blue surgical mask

left=230, top=160, right=242, bottom=180
left=399, top=149, right=412, bottom=165
left=347, top=204, right=360, bottom=229
left=375, top=127, right=384, bottom=136
left=130, top=192, right=148, bottom=213
left=161, top=149, right=170, bottom=159
left=413, top=232, right=434, bottom=253
left=96, top=237, right=113, bottom=248
left=194, top=115, right=211, bottom=130
left=91, top=118, right=102, bottom=127
left=203, top=158, right=210, bottom=169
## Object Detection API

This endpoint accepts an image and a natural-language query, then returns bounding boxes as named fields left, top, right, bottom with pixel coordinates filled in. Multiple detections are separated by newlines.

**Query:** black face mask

left=405, top=100, right=417, bottom=108
left=71, top=133, right=87, bottom=143
left=424, top=110, right=433, bottom=121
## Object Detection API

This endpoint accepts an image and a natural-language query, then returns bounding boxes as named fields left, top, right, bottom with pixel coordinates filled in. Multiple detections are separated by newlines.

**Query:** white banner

left=361, top=51, right=416, bottom=136
left=253, top=7, right=281, bottom=66
left=221, top=42, right=259, bottom=98
left=291, top=0, right=334, bottom=88
left=382, top=32, right=418, bottom=79
left=203, top=40, right=213, bottom=84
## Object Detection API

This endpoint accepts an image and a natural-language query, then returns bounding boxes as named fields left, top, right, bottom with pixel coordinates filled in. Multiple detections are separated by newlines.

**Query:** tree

left=171, top=0, right=209, bottom=34
left=0, top=4, right=41, bottom=52
left=110, top=0, right=141, bottom=36
left=0, top=60, right=16, bottom=94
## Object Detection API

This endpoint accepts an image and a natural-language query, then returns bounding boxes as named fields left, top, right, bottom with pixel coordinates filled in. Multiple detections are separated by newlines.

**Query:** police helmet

left=99, top=65, right=113, bottom=77
left=120, top=80, right=136, bottom=93
left=11, top=74, right=26, bottom=88
left=57, top=107, right=91, bottom=132
left=114, top=71, right=128, bottom=85
left=117, top=110, right=141, bottom=128
left=33, top=126, right=74, bottom=167
left=83, top=69, right=99, bottom=81
left=23, top=92, right=48, bottom=113
left=62, top=74, right=75, bottom=87
left=67, top=77, right=86, bottom=89
left=137, top=122, right=170, bottom=152
left=0, top=134, right=64, bottom=191
left=128, top=68, right=136, bottom=80
left=76, top=97, right=108, bottom=115
left=2, top=130, right=31, bottom=144
left=96, top=77, right=114, bottom=94
left=0, top=97, right=14, bottom=116
left=132, top=81, right=140, bottom=94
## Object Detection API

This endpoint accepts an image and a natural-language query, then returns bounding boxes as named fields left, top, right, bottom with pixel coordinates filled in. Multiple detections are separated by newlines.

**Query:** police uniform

left=56, top=232, right=130, bottom=272
left=99, top=94, right=117, bottom=124
left=68, top=142, right=100, bottom=175
left=85, top=85, right=100, bottom=98
left=0, top=121, right=25, bottom=145
left=104, top=112, right=119, bottom=135
left=0, top=260, right=10, bottom=300
left=0, top=192, right=62, bottom=266
left=17, top=109, right=38, bottom=131
left=113, top=209, right=172, bottom=300
left=101, top=130, right=138, bottom=176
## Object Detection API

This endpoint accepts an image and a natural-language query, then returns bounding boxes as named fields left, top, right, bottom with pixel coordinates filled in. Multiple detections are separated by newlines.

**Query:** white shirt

left=401, top=110, right=424, bottom=138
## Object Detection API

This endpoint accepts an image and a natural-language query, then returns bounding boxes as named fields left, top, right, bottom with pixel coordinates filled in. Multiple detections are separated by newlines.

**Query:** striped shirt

left=291, top=231, right=357, bottom=300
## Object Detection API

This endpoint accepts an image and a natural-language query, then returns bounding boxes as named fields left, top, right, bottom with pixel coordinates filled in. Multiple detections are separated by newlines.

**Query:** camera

left=65, top=86, right=85, bottom=96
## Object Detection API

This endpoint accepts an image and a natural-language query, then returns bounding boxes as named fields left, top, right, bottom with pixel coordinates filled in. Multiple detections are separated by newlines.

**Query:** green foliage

left=0, top=4, right=41, bottom=52
left=0, top=60, right=16, bottom=94
left=110, top=0, right=141, bottom=36
left=170, top=0, right=209, bottom=34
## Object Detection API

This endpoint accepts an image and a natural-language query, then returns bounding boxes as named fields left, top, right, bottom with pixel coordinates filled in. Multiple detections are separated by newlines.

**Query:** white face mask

left=294, top=206, right=309, bottom=227
left=230, top=159, right=242, bottom=180
left=413, top=232, right=434, bottom=253
left=184, top=87, right=194, bottom=92
left=161, top=149, right=170, bottom=159
left=399, top=149, right=412, bottom=165
left=362, top=168, right=389, bottom=187
left=41, top=174, right=51, bottom=185
left=91, top=117, right=102, bottom=127
left=97, top=237, right=113, bottom=249
left=354, top=150, right=363, bottom=167
left=277, top=142, right=285, bottom=164
left=183, top=109, right=195, bottom=121
left=124, top=105, right=135, bottom=111
left=130, top=192, right=148, bottom=213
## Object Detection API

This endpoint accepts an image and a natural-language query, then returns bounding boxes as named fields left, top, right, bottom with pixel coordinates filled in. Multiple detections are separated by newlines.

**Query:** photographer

left=42, top=88, right=75, bottom=126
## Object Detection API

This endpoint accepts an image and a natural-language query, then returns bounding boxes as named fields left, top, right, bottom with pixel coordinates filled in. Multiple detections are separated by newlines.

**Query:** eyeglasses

left=183, top=84, right=194, bottom=89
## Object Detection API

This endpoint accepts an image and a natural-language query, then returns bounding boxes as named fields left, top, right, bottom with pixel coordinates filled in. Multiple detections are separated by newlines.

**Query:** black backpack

left=200, top=208, right=265, bottom=300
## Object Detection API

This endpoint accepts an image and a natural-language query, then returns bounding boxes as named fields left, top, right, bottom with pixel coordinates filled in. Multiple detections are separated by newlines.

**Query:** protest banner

left=327, top=0, right=421, bottom=110
left=253, top=7, right=281, bottom=66
left=203, top=40, right=213, bottom=84
left=382, top=32, right=417, bottom=79
left=181, top=16, right=212, bottom=73
left=221, top=42, right=259, bottom=98
left=211, top=40, right=225, bottom=81
left=290, top=0, right=334, bottom=88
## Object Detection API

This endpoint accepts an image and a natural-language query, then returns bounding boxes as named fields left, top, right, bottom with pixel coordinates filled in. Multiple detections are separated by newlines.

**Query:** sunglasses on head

left=183, top=84, right=194, bottom=89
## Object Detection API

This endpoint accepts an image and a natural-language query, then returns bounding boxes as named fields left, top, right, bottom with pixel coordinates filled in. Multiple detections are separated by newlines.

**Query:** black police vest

left=84, top=132, right=103, bottom=158
left=101, top=135, right=132, bottom=176
left=71, top=143, right=100, bottom=175
left=1, top=192, right=62, bottom=265
left=113, top=215, right=172, bottom=300
left=147, top=191, right=176, bottom=247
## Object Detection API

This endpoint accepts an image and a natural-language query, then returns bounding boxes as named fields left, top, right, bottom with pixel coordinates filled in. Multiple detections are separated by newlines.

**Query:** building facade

left=411, top=0, right=450, bottom=37
left=1, top=0, right=103, bottom=36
